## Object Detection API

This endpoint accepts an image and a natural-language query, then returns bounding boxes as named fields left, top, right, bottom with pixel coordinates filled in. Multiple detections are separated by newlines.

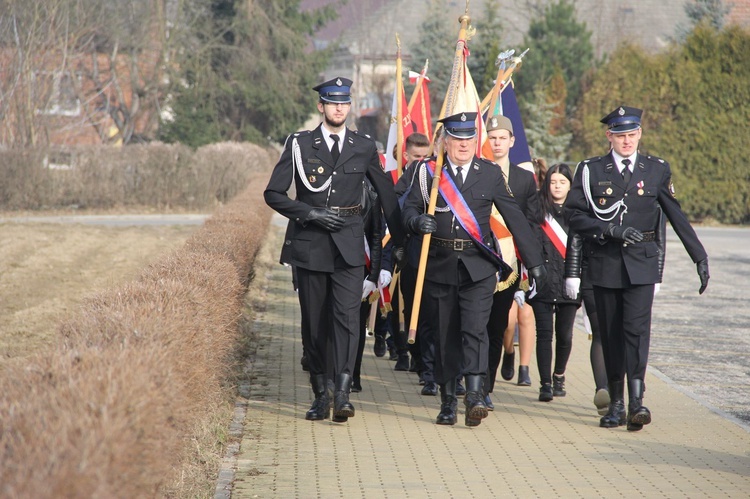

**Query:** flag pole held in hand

left=408, top=5, right=473, bottom=344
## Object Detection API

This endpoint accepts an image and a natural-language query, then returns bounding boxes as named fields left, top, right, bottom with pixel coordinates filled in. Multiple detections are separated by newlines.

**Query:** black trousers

left=400, top=263, right=434, bottom=380
left=486, top=281, right=519, bottom=392
left=388, top=278, right=417, bottom=359
left=297, top=261, right=363, bottom=377
left=424, top=262, right=496, bottom=384
left=593, top=284, right=654, bottom=383
left=581, top=285, right=607, bottom=391
left=354, top=300, right=371, bottom=381
left=531, top=301, right=578, bottom=385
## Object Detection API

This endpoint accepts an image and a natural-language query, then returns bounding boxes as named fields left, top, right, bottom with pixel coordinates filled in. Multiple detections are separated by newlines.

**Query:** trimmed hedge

left=0, top=141, right=278, bottom=211
left=0, top=166, right=274, bottom=496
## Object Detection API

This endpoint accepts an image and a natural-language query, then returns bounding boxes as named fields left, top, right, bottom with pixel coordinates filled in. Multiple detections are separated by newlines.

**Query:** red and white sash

left=541, top=214, right=568, bottom=259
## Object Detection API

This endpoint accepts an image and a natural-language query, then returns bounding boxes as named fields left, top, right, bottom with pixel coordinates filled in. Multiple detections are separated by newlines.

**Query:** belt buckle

left=329, top=206, right=340, bottom=214
left=454, top=239, right=463, bottom=251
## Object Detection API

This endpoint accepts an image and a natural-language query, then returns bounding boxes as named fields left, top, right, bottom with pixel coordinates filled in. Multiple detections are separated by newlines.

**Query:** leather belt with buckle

left=431, top=237, right=474, bottom=251
left=640, top=231, right=656, bottom=242
left=328, top=205, right=362, bottom=216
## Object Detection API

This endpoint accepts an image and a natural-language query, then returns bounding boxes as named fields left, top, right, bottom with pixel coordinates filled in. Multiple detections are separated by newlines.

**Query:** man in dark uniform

left=565, top=105, right=710, bottom=431
left=264, top=77, right=404, bottom=423
left=402, top=112, right=546, bottom=427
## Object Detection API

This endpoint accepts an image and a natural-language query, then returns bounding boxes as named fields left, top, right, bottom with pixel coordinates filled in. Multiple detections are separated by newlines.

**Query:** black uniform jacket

left=402, top=155, right=543, bottom=286
left=265, top=124, right=404, bottom=273
left=532, top=205, right=580, bottom=305
left=565, top=152, right=707, bottom=288
left=506, top=163, right=542, bottom=227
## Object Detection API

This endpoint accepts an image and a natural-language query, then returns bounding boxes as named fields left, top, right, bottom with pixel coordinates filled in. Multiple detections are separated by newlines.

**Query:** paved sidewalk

left=227, top=220, right=750, bottom=498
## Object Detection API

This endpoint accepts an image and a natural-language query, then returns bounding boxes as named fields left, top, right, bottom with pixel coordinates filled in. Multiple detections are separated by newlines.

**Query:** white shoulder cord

left=292, top=138, right=332, bottom=193
left=582, top=164, right=627, bottom=224
left=418, top=162, right=451, bottom=213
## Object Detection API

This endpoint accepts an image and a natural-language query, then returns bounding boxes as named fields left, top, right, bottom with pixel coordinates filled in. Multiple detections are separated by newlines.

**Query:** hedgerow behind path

left=0, top=166, right=274, bottom=497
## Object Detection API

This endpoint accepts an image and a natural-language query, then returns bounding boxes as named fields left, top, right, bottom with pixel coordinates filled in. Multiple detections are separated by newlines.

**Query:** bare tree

left=0, top=0, right=176, bottom=148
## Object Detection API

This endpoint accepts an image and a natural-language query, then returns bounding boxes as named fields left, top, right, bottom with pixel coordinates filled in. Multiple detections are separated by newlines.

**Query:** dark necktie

left=330, top=134, right=340, bottom=164
left=621, top=158, right=631, bottom=185
left=455, top=166, right=464, bottom=190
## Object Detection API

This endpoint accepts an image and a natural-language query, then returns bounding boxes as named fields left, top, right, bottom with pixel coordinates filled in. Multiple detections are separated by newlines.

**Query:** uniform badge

left=317, top=166, right=324, bottom=174
left=605, top=187, right=613, bottom=195
left=335, top=78, right=342, bottom=86
left=599, top=198, right=607, bottom=206
left=637, top=180, right=644, bottom=196
left=669, top=181, right=676, bottom=196
left=309, top=175, right=316, bottom=183
left=490, top=117, right=498, bottom=128
left=460, top=113, right=467, bottom=122
left=618, top=107, right=625, bottom=116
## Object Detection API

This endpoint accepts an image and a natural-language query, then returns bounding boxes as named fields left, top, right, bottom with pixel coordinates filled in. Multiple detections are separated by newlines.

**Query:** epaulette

left=350, top=129, right=374, bottom=141
left=582, top=156, right=603, bottom=164
left=645, top=154, right=668, bottom=166
left=291, top=130, right=312, bottom=138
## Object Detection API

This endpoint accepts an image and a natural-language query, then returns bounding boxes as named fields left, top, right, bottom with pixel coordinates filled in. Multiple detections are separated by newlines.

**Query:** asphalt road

left=648, top=226, right=750, bottom=426
left=0, top=214, right=209, bottom=226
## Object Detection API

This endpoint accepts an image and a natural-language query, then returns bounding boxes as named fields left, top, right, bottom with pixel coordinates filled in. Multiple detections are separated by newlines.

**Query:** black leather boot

left=627, top=378, right=651, bottom=431
left=483, top=384, right=495, bottom=411
left=600, top=380, right=626, bottom=428
left=332, top=373, right=355, bottom=423
left=436, top=379, right=458, bottom=425
left=463, top=375, right=488, bottom=427
left=553, top=374, right=566, bottom=397
left=305, top=374, right=331, bottom=421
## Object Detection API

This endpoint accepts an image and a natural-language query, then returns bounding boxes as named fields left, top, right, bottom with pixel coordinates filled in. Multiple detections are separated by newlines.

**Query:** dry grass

left=0, top=142, right=278, bottom=211
left=0, top=160, right=274, bottom=497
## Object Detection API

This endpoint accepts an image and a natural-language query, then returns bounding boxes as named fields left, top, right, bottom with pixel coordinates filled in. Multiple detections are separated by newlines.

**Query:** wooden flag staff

left=408, top=4, right=473, bottom=344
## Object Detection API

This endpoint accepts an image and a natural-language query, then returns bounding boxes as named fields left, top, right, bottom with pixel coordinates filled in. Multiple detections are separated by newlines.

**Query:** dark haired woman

left=529, top=163, right=582, bottom=401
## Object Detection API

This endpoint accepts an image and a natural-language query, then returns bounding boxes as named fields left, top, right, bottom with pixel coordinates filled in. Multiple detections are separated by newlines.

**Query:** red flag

left=408, top=70, right=432, bottom=138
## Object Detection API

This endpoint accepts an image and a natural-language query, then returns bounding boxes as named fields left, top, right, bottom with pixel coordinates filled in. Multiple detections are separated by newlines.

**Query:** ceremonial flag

left=481, top=81, right=532, bottom=170
left=500, top=83, right=532, bottom=169
left=408, top=10, right=474, bottom=344
left=437, top=46, right=485, bottom=157
left=383, top=80, right=412, bottom=173
left=408, top=69, right=433, bottom=138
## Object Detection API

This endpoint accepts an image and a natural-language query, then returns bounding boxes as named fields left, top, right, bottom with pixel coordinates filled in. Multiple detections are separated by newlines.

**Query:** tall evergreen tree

left=160, top=0, right=335, bottom=147
left=513, top=0, right=594, bottom=111
left=676, top=0, right=732, bottom=39
left=410, top=0, right=459, bottom=120
left=523, top=81, right=571, bottom=164
left=468, top=0, right=506, bottom=97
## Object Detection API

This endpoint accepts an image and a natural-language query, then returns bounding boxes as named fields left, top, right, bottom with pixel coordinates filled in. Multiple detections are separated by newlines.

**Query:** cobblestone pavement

left=220, top=217, right=750, bottom=498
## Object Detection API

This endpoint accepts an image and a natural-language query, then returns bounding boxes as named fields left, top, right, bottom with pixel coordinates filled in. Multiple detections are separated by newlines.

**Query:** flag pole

left=396, top=35, right=405, bottom=177
left=408, top=4, right=472, bottom=344
left=480, top=48, right=529, bottom=113
left=408, top=59, right=430, bottom=138
left=408, top=59, right=428, bottom=110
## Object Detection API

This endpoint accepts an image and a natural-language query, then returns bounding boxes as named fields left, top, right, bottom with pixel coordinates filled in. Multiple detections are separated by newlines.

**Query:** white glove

left=564, top=277, right=581, bottom=300
left=362, top=280, right=377, bottom=300
left=514, top=290, right=526, bottom=308
left=654, top=283, right=661, bottom=297
left=378, top=270, right=392, bottom=288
